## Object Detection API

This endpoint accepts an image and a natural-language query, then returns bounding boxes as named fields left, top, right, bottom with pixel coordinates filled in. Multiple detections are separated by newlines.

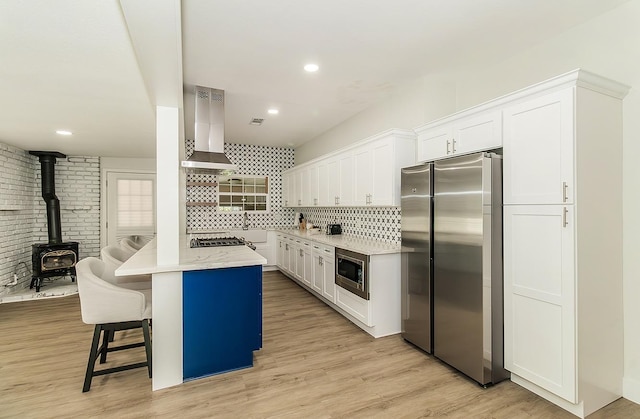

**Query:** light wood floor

left=1, top=271, right=639, bottom=419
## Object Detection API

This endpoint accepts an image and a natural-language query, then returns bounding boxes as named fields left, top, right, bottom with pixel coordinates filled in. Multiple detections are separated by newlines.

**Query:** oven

left=335, top=248, right=369, bottom=300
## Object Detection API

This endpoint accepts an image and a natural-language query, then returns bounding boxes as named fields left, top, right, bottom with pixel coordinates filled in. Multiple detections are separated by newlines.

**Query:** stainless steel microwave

left=335, top=248, right=369, bottom=300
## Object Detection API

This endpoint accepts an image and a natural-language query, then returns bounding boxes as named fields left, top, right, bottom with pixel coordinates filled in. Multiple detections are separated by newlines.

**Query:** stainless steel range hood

left=181, top=86, right=237, bottom=174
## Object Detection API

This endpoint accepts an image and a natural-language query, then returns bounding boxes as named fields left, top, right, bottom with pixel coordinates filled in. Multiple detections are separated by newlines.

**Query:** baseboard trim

left=623, top=376, right=640, bottom=405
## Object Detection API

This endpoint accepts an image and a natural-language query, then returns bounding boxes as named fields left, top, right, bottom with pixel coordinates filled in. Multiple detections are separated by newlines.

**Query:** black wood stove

left=29, top=151, right=79, bottom=292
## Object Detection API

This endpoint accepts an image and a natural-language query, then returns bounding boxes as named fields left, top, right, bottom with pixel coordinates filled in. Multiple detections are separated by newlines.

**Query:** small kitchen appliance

left=326, top=224, right=342, bottom=235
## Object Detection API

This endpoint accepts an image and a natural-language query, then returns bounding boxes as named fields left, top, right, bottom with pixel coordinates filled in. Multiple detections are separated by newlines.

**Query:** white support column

left=153, top=106, right=183, bottom=390
left=156, top=106, right=180, bottom=265
left=151, top=271, right=183, bottom=390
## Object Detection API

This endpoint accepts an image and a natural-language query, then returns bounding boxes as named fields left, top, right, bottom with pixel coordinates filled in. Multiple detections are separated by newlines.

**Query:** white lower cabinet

left=302, top=241, right=312, bottom=286
left=275, top=234, right=284, bottom=267
left=312, top=245, right=324, bottom=294
left=320, top=247, right=335, bottom=303
left=276, top=234, right=400, bottom=338
left=310, top=244, right=335, bottom=302
left=336, top=286, right=371, bottom=326
left=504, top=205, right=576, bottom=402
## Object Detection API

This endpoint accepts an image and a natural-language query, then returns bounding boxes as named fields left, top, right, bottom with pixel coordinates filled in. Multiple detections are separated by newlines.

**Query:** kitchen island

left=116, top=237, right=266, bottom=390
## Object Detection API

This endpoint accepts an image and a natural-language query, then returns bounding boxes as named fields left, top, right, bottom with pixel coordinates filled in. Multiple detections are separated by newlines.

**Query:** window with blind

left=117, top=179, right=154, bottom=227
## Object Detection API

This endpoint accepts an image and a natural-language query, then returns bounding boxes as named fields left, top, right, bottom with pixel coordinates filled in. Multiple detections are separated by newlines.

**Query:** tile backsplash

left=185, top=140, right=401, bottom=243
left=185, top=141, right=296, bottom=232
left=296, top=206, right=401, bottom=244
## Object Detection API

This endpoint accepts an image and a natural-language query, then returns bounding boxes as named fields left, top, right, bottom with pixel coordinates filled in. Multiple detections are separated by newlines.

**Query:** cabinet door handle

left=452, top=139, right=457, bottom=153
left=319, top=256, right=323, bottom=266
left=563, top=182, right=568, bottom=202
left=563, top=207, right=568, bottom=227
left=299, top=249, right=303, bottom=257
left=446, top=140, right=451, bottom=154
left=314, top=198, right=318, bottom=206
left=279, top=242, right=282, bottom=248
left=285, top=244, right=288, bottom=250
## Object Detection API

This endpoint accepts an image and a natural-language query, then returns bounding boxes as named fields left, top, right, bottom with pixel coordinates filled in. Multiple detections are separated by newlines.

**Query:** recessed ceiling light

left=304, top=63, right=319, bottom=72
left=268, top=109, right=279, bottom=115
left=55, top=130, right=73, bottom=136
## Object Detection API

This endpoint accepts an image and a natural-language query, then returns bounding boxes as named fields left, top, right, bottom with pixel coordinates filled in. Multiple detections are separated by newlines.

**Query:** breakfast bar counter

left=116, top=237, right=266, bottom=390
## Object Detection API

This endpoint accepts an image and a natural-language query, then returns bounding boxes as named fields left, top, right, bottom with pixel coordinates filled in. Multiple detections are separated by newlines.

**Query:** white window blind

left=117, top=179, right=154, bottom=228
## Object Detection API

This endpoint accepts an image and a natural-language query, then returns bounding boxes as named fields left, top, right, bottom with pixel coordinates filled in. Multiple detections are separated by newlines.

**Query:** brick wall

left=0, top=143, right=36, bottom=292
left=0, top=142, right=101, bottom=296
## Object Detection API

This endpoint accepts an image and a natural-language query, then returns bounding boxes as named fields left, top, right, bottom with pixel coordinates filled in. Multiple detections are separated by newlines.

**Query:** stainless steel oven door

left=335, top=248, right=369, bottom=300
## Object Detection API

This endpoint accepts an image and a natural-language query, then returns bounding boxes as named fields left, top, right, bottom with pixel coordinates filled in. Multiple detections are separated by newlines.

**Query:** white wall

left=295, top=75, right=458, bottom=164
left=293, top=0, right=640, bottom=403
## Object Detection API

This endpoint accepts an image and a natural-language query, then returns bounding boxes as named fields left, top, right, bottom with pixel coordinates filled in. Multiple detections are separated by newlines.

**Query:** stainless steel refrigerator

left=401, top=152, right=508, bottom=386
left=401, top=163, right=433, bottom=354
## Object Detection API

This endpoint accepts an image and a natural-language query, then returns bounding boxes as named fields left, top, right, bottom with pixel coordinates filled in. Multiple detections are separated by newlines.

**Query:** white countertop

left=275, top=228, right=401, bottom=255
left=115, top=237, right=267, bottom=276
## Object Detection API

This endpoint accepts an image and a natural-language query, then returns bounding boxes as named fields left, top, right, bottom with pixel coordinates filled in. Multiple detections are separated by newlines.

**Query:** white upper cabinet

left=353, top=135, right=414, bottom=206
left=283, top=129, right=415, bottom=207
left=317, top=160, right=330, bottom=206
left=416, top=125, right=453, bottom=161
left=282, top=172, right=291, bottom=208
left=353, top=144, right=373, bottom=206
left=337, top=152, right=354, bottom=206
left=454, top=111, right=502, bottom=155
left=503, top=89, right=574, bottom=205
left=416, top=111, right=502, bottom=163
left=308, top=165, right=319, bottom=206
left=327, top=157, right=340, bottom=206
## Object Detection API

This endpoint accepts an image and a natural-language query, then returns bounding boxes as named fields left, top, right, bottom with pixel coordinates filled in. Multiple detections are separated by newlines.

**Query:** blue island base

left=182, top=265, right=263, bottom=381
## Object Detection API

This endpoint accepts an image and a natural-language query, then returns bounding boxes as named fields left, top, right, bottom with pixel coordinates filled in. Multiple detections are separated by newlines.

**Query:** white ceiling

left=0, top=0, right=630, bottom=158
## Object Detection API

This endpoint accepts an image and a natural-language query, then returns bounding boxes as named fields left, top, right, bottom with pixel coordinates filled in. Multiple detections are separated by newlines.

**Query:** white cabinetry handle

left=563, top=207, right=568, bottom=227
left=563, top=182, right=568, bottom=202
left=446, top=140, right=451, bottom=154
left=319, top=256, right=323, bottom=266
left=314, top=198, right=318, bottom=206
left=452, top=139, right=457, bottom=153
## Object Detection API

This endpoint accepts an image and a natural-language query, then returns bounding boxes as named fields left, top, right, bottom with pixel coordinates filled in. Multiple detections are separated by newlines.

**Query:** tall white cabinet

left=502, top=71, right=628, bottom=418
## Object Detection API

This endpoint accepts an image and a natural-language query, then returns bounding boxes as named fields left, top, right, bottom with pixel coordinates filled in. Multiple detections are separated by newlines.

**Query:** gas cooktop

left=189, top=237, right=256, bottom=250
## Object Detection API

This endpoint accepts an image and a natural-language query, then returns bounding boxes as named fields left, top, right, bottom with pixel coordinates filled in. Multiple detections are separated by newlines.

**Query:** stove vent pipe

left=29, top=151, right=66, bottom=244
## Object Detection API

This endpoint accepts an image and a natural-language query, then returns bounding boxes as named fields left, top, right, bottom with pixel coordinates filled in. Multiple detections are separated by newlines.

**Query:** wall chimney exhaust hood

left=181, top=86, right=237, bottom=174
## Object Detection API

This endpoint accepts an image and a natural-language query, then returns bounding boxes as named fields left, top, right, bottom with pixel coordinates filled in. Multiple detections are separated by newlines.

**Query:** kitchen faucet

left=242, top=212, right=250, bottom=230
